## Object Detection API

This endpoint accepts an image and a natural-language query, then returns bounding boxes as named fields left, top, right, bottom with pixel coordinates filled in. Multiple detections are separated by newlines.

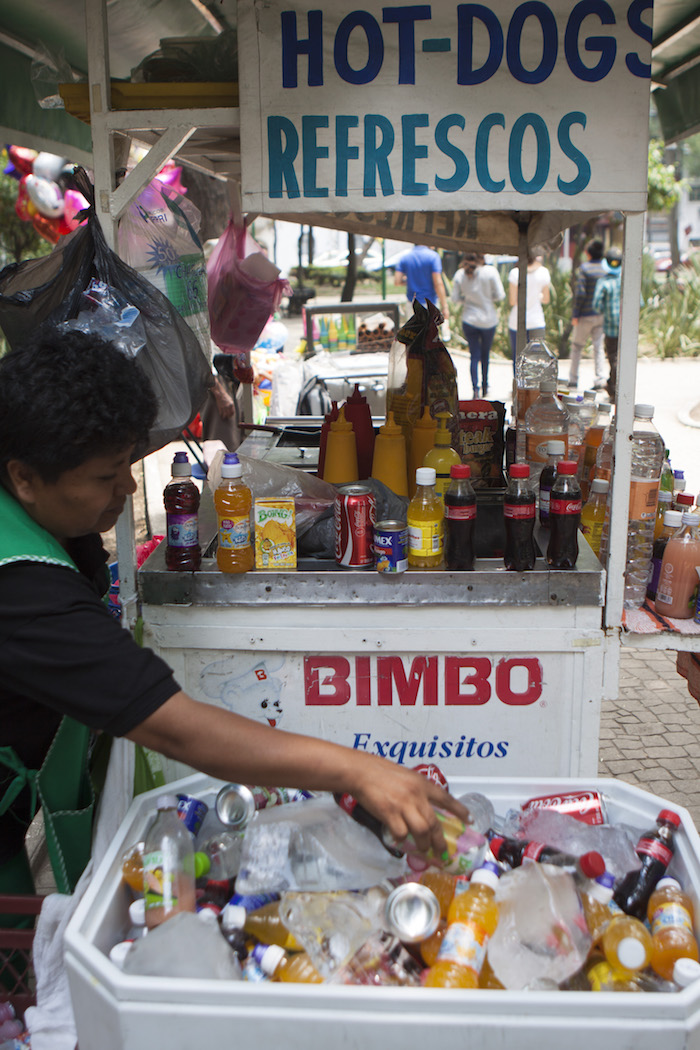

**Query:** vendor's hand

left=345, top=752, right=471, bottom=860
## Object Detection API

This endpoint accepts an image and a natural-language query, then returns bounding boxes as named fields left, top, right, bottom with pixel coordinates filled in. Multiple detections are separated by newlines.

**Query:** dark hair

left=461, top=252, right=483, bottom=275
left=586, top=238, right=604, bottom=261
left=0, top=328, right=158, bottom=483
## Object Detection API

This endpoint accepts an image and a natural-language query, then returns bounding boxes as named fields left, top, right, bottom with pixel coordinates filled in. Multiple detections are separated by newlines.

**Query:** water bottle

left=624, top=404, right=666, bottom=609
left=143, top=794, right=196, bottom=929
left=562, top=395, right=586, bottom=466
left=523, top=380, right=570, bottom=489
left=514, top=337, right=558, bottom=461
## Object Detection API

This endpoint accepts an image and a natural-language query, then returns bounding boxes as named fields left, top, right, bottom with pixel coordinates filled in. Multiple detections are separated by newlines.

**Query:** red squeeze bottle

left=318, top=400, right=339, bottom=479
left=342, top=385, right=375, bottom=480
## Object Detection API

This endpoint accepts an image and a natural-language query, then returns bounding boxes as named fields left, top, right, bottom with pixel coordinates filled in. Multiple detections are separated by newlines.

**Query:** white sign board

left=239, top=0, right=653, bottom=215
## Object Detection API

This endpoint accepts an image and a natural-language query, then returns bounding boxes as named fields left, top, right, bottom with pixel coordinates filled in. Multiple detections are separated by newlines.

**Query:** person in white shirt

left=508, top=251, right=551, bottom=371
left=451, top=253, right=505, bottom=398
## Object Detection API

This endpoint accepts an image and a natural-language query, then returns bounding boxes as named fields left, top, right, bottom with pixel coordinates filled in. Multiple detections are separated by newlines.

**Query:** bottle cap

left=509, top=464, right=530, bottom=479
left=587, top=871, right=615, bottom=904
left=450, top=464, right=471, bottom=479
left=617, top=936, right=647, bottom=971
left=220, top=903, right=247, bottom=931
left=664, top=510, right=683, bottom=527
left=676, top=480, right=688, bottom=493
left=330, top=407, right=354, bottom=432
left=221, top=452, right=242, bottom=479
left=539, top=380, right=557, bottom=393
left=196, top=906, right=221, bottom=925
left=682, top=512, right=700, bottom=526
left=578, top=851, right=605, bottom=879
left=677, top=494, right=695, bottom=507
left=193, top=851, right=211, bottom=879
left=171, top=451, right=192, bottom=477
left=109, top=940, right=134, bottom=969
left=156, top=793, right=179, bottom=810
left=658, top=809, right=681, bottom=828
left=658, top=490, right=673, bottom=503
left=546, top=440, right=566, bottom=456
left=254, top=942, right=286, bottom=976
left=674, top=957, right=700, bottom=988
left=656, top=876, right=681, bottom=892
left=471, top=861, right=500, bottom=891
left=590, top=479, right=610, bottom=493
left=674, top=470, right=685, bottom=479
left=556, top=461, right=578, bottom=475
left=583, top=390, right=597, bottom=401
left=598, top=402, right=612, bottom=414
left=634, top=403, right=654, bottom=418
left=128, top=898, right=146, bottom=926
left=416, top=466, right=437, bottom=486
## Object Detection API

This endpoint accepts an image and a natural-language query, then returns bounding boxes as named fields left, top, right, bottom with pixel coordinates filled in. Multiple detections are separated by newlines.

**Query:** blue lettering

left=302, top=116, right=329, bottom=197
left=334, top=12, right=384, bottom=84
left=476, top=113, right=506, bottom=192
left=427, top=734, right=439, bottom=757
left=507, top=2, right=557, bottom=84
left=454, top=735, right=466, bottom=758
left=496, top=741, right=508, bottom=757
left=389, top=740, right=409, bottom=763
left=281, top=10, right=323, bottom=88
left=557, top=111, right=590, bottom=194
left=565, top=1, right=616, bottom=82
left=465, top=737, right=477, bottom=757
left=457, top=4, right=503, bottom=85
left=364, top=115, right=395, bottom=196
left=353, top=732, right=371, bottom=750
left=383, top=5, right=432, bottom=83
left=434, top=114, right=469, bottom=192
left=335, top=115, right=359, bottom=196
left=374, top=740, right=389, bottom=756
left=402, top=113, right=429, bottom=195
left=477, top=740, right=494, bottom=757
left=626, top=0, right=652, bottom=77
left=439, top=741, right=453, bottom=758
left=509, top=113, right=549, bottom=194
left=267, top=116, right=300, bottom=198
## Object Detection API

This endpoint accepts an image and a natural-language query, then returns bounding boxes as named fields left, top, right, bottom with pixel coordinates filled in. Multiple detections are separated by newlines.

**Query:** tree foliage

left=0, top=158, right=53, bottom=266
left=647, top=139, right=684, bottom=213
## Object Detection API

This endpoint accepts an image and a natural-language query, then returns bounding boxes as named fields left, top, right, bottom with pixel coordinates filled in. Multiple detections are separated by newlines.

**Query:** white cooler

left=64, top=776, right=700, bottom=1050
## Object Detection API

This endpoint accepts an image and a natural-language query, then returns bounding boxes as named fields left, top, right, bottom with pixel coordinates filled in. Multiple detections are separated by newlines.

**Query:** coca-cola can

left=413, top=763, right=449, bottom=791
left=335, top=484, right=376, bottom=567
left=521, top=789, right=608, bottom=826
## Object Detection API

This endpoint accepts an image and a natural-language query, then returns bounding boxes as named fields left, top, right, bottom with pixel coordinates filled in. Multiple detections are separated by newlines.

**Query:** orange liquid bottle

left=647, top=876, right=699, bottom=980
left=601, top=913, right=652, bottom=976
left=121, top=841, right=145, bottom=894
left=254, top=945, right=323, bottom=983
left=215, top=452, right=254, bottom=574
left=420, top=920, right=446, bottom=966
left=655, top=513, right=700, bottom=618
left=423, top=862, right=500, bottom=988
left=419, top=870, right=457, bottom=918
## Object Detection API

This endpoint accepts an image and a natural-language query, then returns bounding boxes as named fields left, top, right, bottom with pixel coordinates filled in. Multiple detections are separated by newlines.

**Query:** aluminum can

left=215, top=783, right=258, bottom=829
left=176, top=793, right=208, bottom=835
left=373, top=519, right=408, bottom=573
left=521, top=789, right=608, bottom=826
left=335, top=484, right=376, bottom=567
left=384, top=883, right=441, bottom=942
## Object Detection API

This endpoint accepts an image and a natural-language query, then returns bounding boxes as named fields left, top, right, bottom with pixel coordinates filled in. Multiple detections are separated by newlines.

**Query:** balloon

left=33, top=151, right=67, bottom=183
left=7, top=145, right=37, bottom=176
left=25, top=174, right=65, bottom=218
left=14, top=177, right=32, bottom=221
left=31, top=211, right=61, bottom=244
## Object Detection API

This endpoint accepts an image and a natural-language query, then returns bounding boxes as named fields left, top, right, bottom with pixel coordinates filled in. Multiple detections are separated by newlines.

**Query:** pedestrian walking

left=592, top=246, right=623, bottom=400
left=569, top=237, right=608, bottom=391
left=451, top=252, right=505, bottom=398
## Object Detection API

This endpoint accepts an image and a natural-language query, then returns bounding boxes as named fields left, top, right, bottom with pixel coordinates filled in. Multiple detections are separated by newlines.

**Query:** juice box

left=254, top=498, right=297, bottom=569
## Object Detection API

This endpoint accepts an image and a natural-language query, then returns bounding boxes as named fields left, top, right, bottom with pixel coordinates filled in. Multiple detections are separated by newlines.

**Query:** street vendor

left=0, top=329, right=468, bottom=897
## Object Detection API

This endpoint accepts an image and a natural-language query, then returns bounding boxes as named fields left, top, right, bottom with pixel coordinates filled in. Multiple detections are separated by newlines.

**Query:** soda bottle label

left=550, top=498, right=583, bottom=515
left=522, top=841, right=547, bottom=861
left=540, top=490, right=551, bottom=518
left=636, top=835, right=673, bottom=866
left=219, top=514, right=251, bottom=551
left=408, top=521, right=443, bottom=555
left=629, top=478, right=660, bottom=521
left=167, top=513, right=199, bottom=548
left=651, top=901, right=694, bottom=934
left=437, top=920, right=488, bottom=973
left=504, top=502, right=535, bottom=520
left=444, top=504, right=476, bottom=521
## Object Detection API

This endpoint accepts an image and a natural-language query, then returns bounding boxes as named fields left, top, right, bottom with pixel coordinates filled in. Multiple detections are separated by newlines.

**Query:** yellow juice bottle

left=407, top=408, right=437, bottom=497
left=407, top=466, right=444, bottom=567
left=423, top=862, right=500, bottom=989
left=422, top=411, right=461, bottom=502
left=215, top=453, right=254, bottom=574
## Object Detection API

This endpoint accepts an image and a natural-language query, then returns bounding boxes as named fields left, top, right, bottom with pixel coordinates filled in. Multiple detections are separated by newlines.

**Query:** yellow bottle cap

left=330, top=406, right=353, bottom=432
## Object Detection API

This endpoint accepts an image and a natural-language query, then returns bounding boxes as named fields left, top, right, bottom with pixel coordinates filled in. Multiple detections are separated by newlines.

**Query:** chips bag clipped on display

left=457, top=399, right=507, bottom=488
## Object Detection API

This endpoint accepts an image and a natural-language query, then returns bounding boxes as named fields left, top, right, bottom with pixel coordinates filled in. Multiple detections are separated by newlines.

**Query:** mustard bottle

left=323, top=407, right=358, bottom=484
left=371, top=412, right=408, bottom=496
left=422, top=412, right=461, bottom=501
left=408, top=408, right=437, bottom=497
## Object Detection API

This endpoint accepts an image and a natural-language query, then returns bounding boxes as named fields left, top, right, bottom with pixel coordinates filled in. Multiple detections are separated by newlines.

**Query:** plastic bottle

left=422, top=411, right=461, bottom=501
left=613, top=809, right=681, bottom=918
left=488, top=834, right=605, bottom=884
left=327, top=317, right=338, bottom=351
left=457, top=791, right=496, bottom=834
left=524, top=379, right=570, bottom=488
left=423, top=861, right=500, bottom=988
left=585, top=956, right=641, bottom=992
left=655, top=512, right=700, bottom=618
left=163, top=451, right=201, bottom=571
left=317, top=400, right=339, bottom=479
left=673, top=957, right=700, bottom=989
left=580, top=478, right=610, bottom=557
left=673, top=470, right=686, bottom=502
left=562, top=395, right=585, bottom=467
left=539, top=439, right=566, bottom=527
left=419, top=870, right=457, bottom=918
left=323, top=406, right=359, bottom=484
left=581, top=870, right=617, bottom=943
left=215, top=452, right=254, bottom=574
left=343, top=385, right=375, bottom=480
left=142, top=794, right=196, bottom=929
left=197, top=830, right=244, bottom=882
left=370, top=412, right=408, bottom=496
left=503, top=463, right=536, bottom=572
left=223, top=898, right=301, bottom=951
left=515, top=337, right=558, bottom=461
left=676, top=492, right=696, bottom=515
left=601, top=913, right=653, bottom=976
left=407, top=466, right=444, bottom=568
left=319, top=316, right=329, bottom=350
left=654, top=489, right=674, bottom=540
left=407, top=407, right=437, bottom=497
left=660, top=449, right=674, bottom=492
left=579, top=401, right=611, bottom=501
left=648, top=508, right=683, bottom=602
left=593, top=408, right=615, bottom=484
left=121, top=840, right=145, bottom=894
left=420, top=920, right=447, bottom=966
left=252, top=944, right=323, bottom=983
left=444, top=464, right=476, bottom=570
left=624, top=404, right=666, bottom=609
left=647, top=876, right=699, bottom=980
left=546, top=460, right=582, bottom=569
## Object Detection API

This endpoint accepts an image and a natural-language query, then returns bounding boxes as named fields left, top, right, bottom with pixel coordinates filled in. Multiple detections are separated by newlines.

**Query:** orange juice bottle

left=647, top=877, right=699, bottom=980
left=419, top=870, right=457, bottom=918
left=423, top=862, right=500, bottom=988
left=254, top=945, right=323, bottom=983
left=407, top=466, right=444, bottom=568
left=215, top=452, right=254, bottom=573
left=601, top=913, right=652, bottom=976
left=420, top=920, right=446, bottom=965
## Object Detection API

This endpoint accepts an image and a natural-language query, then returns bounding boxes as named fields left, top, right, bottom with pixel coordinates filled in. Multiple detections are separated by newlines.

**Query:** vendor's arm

left=432, top=271, right=449, bottom=321
left=127, top=690, right=469, bottom=857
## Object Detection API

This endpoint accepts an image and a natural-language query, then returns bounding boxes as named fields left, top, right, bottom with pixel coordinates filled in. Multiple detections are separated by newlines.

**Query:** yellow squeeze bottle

left=422, top=412, right=461, bottom=501
left=371, top=412, right=408, bottom=496
left=323, top=406, right=359, bottom=485
left=408, top=408, right=437, bottom=497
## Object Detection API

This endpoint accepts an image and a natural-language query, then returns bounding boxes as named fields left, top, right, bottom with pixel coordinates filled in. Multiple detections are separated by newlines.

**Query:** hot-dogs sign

left=238, top=0, right=652, bottom=215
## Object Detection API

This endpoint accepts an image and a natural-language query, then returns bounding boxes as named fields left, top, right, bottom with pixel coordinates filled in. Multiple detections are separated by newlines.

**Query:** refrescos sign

left=239, top=0, right=653, bottom=214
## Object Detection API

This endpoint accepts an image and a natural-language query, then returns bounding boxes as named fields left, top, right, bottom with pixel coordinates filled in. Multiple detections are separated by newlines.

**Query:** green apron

left=0, top=486, right=94, bottom=896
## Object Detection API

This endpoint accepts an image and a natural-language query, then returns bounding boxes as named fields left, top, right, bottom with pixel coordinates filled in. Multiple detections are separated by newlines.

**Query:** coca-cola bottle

left=547, top=460, right=582, bottom=569
left=487, top=833, right=605, bottom=885
left=444, top=464, right=476, bottom=571
left=613, top=810, right=681, bottom=919
left=503, top=464, right=536, bottom=572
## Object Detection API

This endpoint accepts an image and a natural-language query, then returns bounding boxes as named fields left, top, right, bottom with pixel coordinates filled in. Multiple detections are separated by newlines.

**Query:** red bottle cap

left=450, top=464, right=471, bottom=479
left=557, top=461, right=578, bottom=475
left=658, top=809, right=681, bottom=828
left=578, top=851, right=606, bottom=878
left=509, top=464, right=530, bottom=478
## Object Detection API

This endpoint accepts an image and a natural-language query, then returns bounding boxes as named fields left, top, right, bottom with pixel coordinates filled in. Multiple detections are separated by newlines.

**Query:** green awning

left=651, top=0, right=700, bottom=143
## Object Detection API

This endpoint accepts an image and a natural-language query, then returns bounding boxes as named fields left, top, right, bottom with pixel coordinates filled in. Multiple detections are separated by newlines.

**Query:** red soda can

left=335, top=484, right=376, bottom=567
left=521, top=789, right=608, bottom=826
left=413, top=763, right=449, bottom=791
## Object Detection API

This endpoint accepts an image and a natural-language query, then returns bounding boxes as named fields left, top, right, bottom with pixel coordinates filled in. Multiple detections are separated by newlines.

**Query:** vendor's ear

left=5, top=459, right=42, bottom=503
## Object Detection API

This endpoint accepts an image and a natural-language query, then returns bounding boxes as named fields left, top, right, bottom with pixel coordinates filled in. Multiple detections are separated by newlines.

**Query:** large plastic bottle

left=648, top=508, right=683, bottom=602
left=423, top=861, right=500, bottom=988
left=407, top=466, right=444, bottom=567
left=655, top=512, right=700, bottom=618
left=601, top=913, right=653, bottom=976
left=515, top=337, right=558, bottom=461
left=142, top=794, right=196, bottom=929
left=613, top=809, right=681, bottom=918
left=523, top=380, right=569, bottom=489
left=624, top=404, right=666, bottom=609
left=488, top=834, right=605, bottom=885
left=215, top=452, right=254, bottom=574
left=647, top=876, right=699, bottom=980
left=163, top=451, right=201, bottom=571
left=422, top=411, right=461, bottom=501
left=580, top=478, right=610, bottom=557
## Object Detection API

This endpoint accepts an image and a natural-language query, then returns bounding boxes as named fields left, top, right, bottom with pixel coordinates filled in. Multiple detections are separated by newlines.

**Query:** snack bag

left=457, top=399, right=506, bottom=488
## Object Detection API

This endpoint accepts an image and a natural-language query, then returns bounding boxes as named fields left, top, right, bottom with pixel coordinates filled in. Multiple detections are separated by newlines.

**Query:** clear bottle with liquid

left=579, top=401, right=611, bottom=501
left=515, top=337, right=558, bottom=461
left=523, top=380, right=569, bottom=489
left=563, top=395, right=585, bottom=466
left=580, top=478, right=610, bottom=558
left=142, top=794, right=196, bottom=929
left=648, top=508, right=683, bottom=602
left=215, top=452, right=254, bottom=574
left=407, top=466, right=444, bottom=567
left=654, top=490, right=674, bottom=540
left=624, top=404, right=666, bottom=609
left=655, top=512, right=700, bottom=618
left=163, top=452, right=201, bottom=572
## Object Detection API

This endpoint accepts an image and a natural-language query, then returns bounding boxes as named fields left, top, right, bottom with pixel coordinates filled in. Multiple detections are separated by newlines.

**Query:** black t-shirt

left=0, top=534, right=180, bottom=862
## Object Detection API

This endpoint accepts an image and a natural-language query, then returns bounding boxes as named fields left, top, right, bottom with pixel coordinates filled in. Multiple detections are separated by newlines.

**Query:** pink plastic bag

left=207, top=217, right=291, bottom=355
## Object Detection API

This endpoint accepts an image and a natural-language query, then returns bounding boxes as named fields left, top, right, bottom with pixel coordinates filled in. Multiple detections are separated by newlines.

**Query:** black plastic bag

left=0, top=168, right=213, bottom=456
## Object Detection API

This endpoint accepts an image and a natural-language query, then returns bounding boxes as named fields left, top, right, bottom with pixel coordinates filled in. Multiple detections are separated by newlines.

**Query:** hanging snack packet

left=457, top=399, right=507, bottom=488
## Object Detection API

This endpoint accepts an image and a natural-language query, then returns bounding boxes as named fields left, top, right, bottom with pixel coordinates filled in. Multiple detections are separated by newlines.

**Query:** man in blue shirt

left=394, top=244, right=450, bottom=333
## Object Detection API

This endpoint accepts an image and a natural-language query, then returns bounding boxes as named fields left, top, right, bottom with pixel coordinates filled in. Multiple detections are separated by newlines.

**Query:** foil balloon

left=25, top=174, right=65, bottom=219
left=7, top=145, right=37, bottom=177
